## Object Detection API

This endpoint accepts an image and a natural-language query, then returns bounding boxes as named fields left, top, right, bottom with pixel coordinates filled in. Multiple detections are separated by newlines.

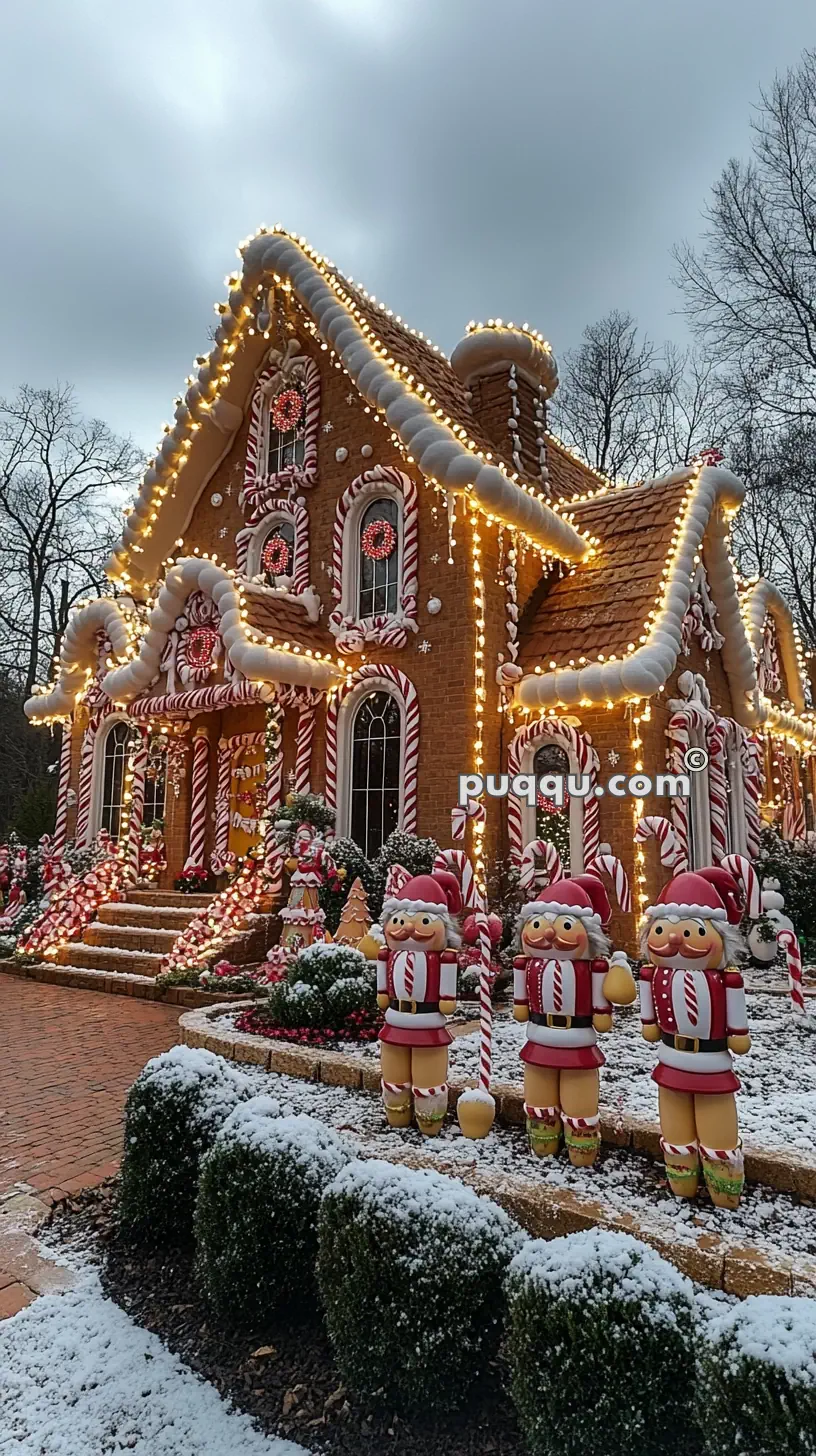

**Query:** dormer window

left=242, top=346, right=320, bottom=518
left=261, top=521, right=295, bottom=585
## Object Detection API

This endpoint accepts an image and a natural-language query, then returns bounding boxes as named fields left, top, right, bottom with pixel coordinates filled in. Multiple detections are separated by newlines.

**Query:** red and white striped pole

left=185, top=728, right=210, bottom=869
left=264, top=703, right=284, bottom=877
left=75, top=711, right=103, bottom=845
left=210, top=741, right=232, bottom=873
left=295, top=704, right=316, bottom=794
left=125, top=727, right=149, bottom=883
left=52, top=718, right=74, bottom=856
left=777, top=928, right=806, bottom=1016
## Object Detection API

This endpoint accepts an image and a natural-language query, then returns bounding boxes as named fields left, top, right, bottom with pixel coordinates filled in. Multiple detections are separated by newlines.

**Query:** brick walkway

left=0, top=978, right=181, bottom=1199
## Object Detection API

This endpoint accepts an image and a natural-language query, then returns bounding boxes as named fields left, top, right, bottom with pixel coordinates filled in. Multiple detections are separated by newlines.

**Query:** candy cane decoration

left=433, top=848, right=483, bottom=912
left=264, top=702, right=284, bottom=873
left=75, top=707, right=110, bottom=844
left=451, top=798, right=486, bottom=841
left=719, top=854, right=761, bottom=919
left=634, top=815, right=686, bottom=871
left=707, top=717, right=729, bottom=863
left=586, top=853, right=632, bottom=913
left=184, top=730, right=210, bottom=869
left=124, top=728, right=149, bottom=883
left=435, top=849, right=496, bottom=1128
left=211, top=731, right=266, bottom=874
left=777, top=928, right=806, bottom=1016
left=295, top=703, right=316, bottom=794
left=666, top=706, right=708, bottom=869
left=242, top=352, right=320, bottom=512
left=325, top=664, right=419, bottom=833
left=741, top=731, right=763, bottom=859
left=127, top=679, right=275, bottom=719
left=384, top=862, right=413, bottom=898
left=519, top=839, right=562, bottom=893
left=52, top=718, right=74, bottom=856
left=507, top=718, right=599, bottom=866
left=328, top=465, right=418, bottom=648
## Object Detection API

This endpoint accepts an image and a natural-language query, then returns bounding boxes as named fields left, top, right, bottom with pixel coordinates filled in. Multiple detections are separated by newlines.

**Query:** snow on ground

left=0, top=1273, right=305, bottom=1456
left=210, top=1068, right=816, bottom=1268
left=334, top=992, right=816, bottom=1159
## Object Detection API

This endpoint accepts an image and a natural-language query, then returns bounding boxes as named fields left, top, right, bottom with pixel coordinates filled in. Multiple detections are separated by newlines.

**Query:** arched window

left=144, top=736, right=167, bottom=830
left=350, top=690, right=401, bottom=857
left=266, top=385, right=306, bottom=477
left=259, top=521, right=295, bottom=585
left=533, top=742, right=571, bottom=874
left=100, top=721, right=135, bottom=840
left=358, top=498, right=399, bottom=620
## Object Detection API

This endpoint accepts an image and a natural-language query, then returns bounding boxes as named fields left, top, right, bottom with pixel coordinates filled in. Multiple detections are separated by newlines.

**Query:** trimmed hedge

left=317, top=1158, right=522, bottom=1414
left=700, top=1295, right=816, bottom=1455
left=119, top=1047, right=253, bottom=1244
left=196, top=1101, right=348, bottom=1325
left=505, top=1229, right=700, bottom=1456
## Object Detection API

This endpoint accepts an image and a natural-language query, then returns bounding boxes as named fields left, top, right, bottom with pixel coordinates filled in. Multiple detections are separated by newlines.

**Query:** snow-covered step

left=57, top=942, right=165, bottom=977
left=98, top=902, right=198, bottom=930
left=85, top=922, right=179, bottom=953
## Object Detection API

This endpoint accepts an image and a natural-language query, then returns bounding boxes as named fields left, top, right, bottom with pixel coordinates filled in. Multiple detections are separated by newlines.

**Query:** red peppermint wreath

left=262, top=532, right=292, bottom=576
left=537, top=789, right=570, bottom=814
left=361, top=518, right=397, bottom=560
left=271, top=388, right=304, bottom=433
left=187, top=624, right=219, bottom=670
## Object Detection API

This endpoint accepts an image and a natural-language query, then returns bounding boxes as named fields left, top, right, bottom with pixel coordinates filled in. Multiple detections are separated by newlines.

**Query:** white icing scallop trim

left=109, top=231, right=589, bottom=576
left=450, top=326, right=559, bottom=396
left=515, top=463, right=816, bottom=745
left=740, top=579, right=806, bottom=715
left=24, top=599, right=131, bottom=721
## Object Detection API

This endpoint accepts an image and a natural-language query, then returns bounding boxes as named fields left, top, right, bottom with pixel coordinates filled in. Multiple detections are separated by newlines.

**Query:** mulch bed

left=45, top=1184, right=524, bottom=1456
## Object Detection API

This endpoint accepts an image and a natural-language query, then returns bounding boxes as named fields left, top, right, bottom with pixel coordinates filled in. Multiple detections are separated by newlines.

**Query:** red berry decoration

left=262, top=532, right=292, bottom=576
left=361, top=518, right=397, bottom=560
left=271, top=388, right=304, bottom=432
left=187, top=625, right=219, bottom=669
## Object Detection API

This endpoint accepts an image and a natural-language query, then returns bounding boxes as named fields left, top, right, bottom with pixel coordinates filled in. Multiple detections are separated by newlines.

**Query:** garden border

left=177, top=1004, right=816, bottom=1299
left=0, top=958, right=242, bottom=1009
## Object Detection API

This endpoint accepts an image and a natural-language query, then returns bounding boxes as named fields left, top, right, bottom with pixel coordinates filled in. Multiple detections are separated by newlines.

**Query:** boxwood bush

left=505, top=1229, right=700, bottom=1456
left=700, top=1294, right=816, bottom=1455
left=119, top=1046, right=254, bottom=1244
left=317, top=1158, right=523, bottom=1413
left=263, top=942, right=376, bottom=1030
left=196, top=1100, right=348, bottom=1325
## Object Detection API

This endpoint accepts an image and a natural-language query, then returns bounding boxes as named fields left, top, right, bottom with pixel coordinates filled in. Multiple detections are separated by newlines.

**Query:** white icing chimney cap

left=451, top=321, right=559, bottom=397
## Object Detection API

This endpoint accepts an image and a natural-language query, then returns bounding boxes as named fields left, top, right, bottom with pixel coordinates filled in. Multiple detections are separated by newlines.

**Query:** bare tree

left=550, top=310, right=658, bottom=481
left=645, top=345, right=726, bottom=477
left=0, top=384, right=142, bottom=698
left=674, top=49, right=816, bottom=427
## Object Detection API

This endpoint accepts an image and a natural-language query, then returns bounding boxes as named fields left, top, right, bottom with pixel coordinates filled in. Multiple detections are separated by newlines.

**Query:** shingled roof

left=517, top=475, right=690, bottom=670
left=243, top=586, right=338, bottom=657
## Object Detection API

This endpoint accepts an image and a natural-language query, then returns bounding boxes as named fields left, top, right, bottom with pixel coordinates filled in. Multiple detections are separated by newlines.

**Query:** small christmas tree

left=335, top=877, right=371, bottom=947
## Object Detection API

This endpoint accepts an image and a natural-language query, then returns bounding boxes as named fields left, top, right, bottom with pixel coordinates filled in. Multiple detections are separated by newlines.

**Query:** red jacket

left=377, top=946, right=458, bottom=1005
left=513, top=956, right=611, bottom=1017
left=639, top=964, right=748, bottom=1039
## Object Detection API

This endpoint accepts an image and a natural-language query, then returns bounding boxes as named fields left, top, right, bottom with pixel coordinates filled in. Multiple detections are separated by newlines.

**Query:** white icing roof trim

left=110, top=232, right=589, bottom=574
left=101, top=558, right=338, bottom=704
left=25, top=599, right=131, bottom=721
left=450, top=326, right=559, bottom=396
left=741, top=579, right=806, bottom=716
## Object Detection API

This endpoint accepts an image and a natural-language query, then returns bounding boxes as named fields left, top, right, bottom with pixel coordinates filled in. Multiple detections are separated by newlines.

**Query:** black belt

left=661, top=1032, right=728, bottom=1054
left=390, top=999, right=438, bottom=1015
left=530, top=1012, right=593, bottom=1029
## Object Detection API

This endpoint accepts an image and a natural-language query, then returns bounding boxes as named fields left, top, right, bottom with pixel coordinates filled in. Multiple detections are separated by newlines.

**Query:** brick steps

left=58, top=943, right=165, bottom=976
left=128, top=889, right=213, bottom=908
left=85, top=923, right=179, bottom=953
left=99, top=903, right=198, bottom=930
left=54, top=887, right=215, bottom=979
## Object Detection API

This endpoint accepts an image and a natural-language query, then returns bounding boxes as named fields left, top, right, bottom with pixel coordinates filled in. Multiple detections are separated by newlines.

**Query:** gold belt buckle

left=546, top=1013, right=571, bottom=1028
left=399, top=999, right=416, bottom=1014
left=675, top=1034, right=699, bottom=1053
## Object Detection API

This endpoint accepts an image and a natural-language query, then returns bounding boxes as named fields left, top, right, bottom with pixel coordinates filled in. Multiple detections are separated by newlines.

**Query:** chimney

left=450, top=323, right=558, bottom=489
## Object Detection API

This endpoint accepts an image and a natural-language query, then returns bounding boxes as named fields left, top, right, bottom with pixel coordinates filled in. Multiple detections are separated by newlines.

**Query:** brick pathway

left=0, top=978, right=181, bottom=1199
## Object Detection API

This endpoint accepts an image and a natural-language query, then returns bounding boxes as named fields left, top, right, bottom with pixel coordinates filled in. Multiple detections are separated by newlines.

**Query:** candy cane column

left=295, top=702, right=317, bottom=794
left=52, top=718, right=74, bottom=856
left=185, top=728, right=211, bottom=869
left=124, top=727, right=150, bottom=883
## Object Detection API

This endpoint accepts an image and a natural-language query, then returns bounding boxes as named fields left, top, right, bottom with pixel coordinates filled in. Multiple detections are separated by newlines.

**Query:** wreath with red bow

left=262, top=533, right=291, bottom=576
left=186, top=625, right=219, bottom=669
left=271, top=388, right=304, bottom=432
left=361, top=518, right=397, bottom=560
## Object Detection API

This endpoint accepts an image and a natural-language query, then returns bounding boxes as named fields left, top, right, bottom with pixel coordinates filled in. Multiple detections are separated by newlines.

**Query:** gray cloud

left=0, top=0, right=813, bottom=449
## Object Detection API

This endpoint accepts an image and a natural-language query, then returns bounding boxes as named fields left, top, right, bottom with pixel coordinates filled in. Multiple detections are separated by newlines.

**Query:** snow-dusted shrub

left=700, top=1295, right=816, bottom=1456
left=317, top=1158, right=523, bottom=1413
left=262, top=943, right=375, bottom=1031
left=505, top=1229, right=699, bottom=1456
left=196, top=1104, right=348, bottom=1324
left=119, top=1047, right=254, bottom=1244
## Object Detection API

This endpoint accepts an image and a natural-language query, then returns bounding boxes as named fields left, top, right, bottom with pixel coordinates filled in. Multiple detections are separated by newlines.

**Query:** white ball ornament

left=427, top=596, right=442, bottom=616
left=361, top=444, right=373, bottom=458
left=210, top=492, right=223, bottom=508
left=335, top=447, right=348, bottom=463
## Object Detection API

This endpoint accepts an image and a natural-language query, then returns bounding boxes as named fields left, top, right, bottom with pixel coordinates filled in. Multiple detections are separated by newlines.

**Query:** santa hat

left=643, top=867, right=742, bottom=924
left=381, top=870, right=463, bottom=944
left=518, top=877, right=604, bottom=927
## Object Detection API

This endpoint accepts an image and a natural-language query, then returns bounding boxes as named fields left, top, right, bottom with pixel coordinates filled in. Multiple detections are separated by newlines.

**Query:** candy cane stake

left=777, top=928, right=806, bottom=1016
left=518, top=839, right=562, bottom=894
left=586, top=853, right=632, bottom=914
left=433, top=849, right=496, bottom=1138
left=634, top=815, right=685, bottom=871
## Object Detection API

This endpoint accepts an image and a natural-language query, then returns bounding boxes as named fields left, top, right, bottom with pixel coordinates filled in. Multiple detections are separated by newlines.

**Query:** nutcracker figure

left=377, top=870, right=462, bottom=1137
left=638, top=865, right=752, bottom=1209
left=514, top=875, right=636, bottom=1166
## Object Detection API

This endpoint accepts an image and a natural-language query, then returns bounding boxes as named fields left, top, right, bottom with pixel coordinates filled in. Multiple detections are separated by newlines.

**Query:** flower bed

left=234, top=1003, right=382, bottom=1046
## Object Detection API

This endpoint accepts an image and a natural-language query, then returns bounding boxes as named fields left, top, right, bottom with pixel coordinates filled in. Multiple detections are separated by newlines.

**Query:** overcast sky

left=1, top=0, right=813, bottom=451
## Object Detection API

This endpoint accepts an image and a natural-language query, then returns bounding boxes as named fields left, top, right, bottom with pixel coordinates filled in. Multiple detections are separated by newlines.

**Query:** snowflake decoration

left=346, top=392, right=356, bottom=405
left=417, top=639, right=432, bottom=653
left=430, top=552, right=441, bottom=564
left=219, top=527, right=228, bottom=538
left=322, top=420, right=334, bottom=433
left=607, top=749, right=620, bottom=766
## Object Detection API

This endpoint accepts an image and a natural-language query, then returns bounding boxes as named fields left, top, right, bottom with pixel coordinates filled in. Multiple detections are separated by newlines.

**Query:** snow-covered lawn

left=335, top=992, right=816, bottom=1159
left=0, top=1274, right=304, bottom=1456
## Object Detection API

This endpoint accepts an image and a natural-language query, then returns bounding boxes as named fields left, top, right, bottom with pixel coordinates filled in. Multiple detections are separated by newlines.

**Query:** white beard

left=387, top=937, right=443, bottom=954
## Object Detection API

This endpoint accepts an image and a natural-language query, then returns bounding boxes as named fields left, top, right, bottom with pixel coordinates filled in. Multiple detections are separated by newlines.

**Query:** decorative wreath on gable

left=261, top=532, right=292, bottom=577
left=361, top=518, right=397, bottom=560
left=271, top=387, right=304, bottom=433
left=169, top=591, right=223, bottom=686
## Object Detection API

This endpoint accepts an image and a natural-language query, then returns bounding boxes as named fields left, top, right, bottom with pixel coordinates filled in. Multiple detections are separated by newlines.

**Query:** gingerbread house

left=25, top=227, right=816, bottom=954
